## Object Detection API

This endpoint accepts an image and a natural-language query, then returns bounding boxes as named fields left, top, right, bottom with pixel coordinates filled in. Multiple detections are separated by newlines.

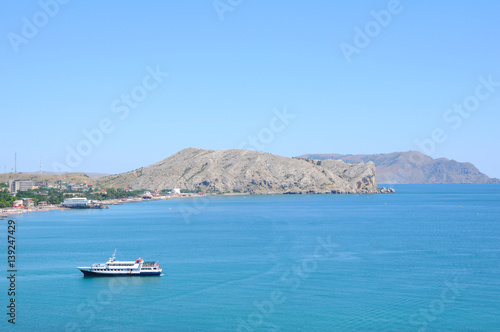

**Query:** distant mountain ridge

left=298, top=151, right=499, bottom=184
left=15, top=171, right=110, bottom=178
left=97, top=148, right=380, bottom=194
left=0, top=172, right=101, bottom=186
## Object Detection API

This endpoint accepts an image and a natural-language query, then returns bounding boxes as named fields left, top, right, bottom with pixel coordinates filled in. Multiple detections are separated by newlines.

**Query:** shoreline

left=1, top=205, right=69, bottom=218
left=1, top=193, right=216, bottom=218
left=1, top=188, right=397, bottom=218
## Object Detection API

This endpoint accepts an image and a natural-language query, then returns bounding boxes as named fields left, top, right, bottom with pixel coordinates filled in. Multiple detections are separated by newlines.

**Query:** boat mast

left=111, top=249, right=117, bottom=262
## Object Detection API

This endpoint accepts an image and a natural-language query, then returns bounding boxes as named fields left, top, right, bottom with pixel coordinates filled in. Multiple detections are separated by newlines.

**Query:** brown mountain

left=97, top=148, right=379, bottom=194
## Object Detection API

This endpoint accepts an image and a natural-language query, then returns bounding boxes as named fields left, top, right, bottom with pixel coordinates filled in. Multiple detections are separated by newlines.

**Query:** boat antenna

left=111, top=249, right=117, bottom=262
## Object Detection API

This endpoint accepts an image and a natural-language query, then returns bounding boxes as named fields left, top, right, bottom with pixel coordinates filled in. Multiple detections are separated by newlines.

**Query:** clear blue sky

left=1, top=1, right=499, bottom=177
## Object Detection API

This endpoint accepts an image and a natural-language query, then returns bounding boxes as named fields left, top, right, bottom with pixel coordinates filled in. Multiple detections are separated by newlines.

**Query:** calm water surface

left=1, top=184, right=499, bottom=331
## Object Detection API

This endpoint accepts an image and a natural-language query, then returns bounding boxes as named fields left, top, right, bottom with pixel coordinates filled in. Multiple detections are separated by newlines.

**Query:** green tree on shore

left=0, top=192, right=14, bottom=208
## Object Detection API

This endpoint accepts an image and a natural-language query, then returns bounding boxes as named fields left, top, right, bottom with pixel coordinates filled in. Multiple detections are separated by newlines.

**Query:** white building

left=62, top=197, right=90, bottom=208
left=172, top=187, right=181, bottom=195
left=22, top=198, right=34, bottom=207
left=13, top=200, right=23, bottom=207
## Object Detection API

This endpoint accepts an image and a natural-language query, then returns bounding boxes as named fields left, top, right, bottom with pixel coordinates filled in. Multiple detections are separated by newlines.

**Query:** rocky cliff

left=97, top=148, right=379, bottom=194
left=299, top=151, right=499, bottom=184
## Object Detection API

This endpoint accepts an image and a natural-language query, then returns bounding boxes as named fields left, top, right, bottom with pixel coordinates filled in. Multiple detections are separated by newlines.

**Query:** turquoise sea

left=1, top=184, right=499, bottom=331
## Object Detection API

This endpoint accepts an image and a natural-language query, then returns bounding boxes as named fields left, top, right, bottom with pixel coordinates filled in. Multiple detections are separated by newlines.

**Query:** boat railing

left=142, top=261, right=158, bottom=267
left=92, top=263, right=107, bottom=268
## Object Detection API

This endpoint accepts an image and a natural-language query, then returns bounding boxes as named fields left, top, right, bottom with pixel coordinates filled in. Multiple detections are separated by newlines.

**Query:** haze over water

left=2, top=184, right=499, bottom=331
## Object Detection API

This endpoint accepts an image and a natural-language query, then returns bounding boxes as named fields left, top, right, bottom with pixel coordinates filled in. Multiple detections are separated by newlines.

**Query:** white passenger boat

left=78, top=250, right=162, bottom=276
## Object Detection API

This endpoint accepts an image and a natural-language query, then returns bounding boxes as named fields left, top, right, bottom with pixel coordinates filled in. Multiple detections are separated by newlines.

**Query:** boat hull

left=79, top=269, right=161, bottom=277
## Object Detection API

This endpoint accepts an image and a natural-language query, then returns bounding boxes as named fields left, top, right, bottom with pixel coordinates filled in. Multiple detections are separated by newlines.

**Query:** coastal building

left=62, top=197, right=91, bottom=208
left=172, top=187, right=181, bottom=195
left=62, top=197, right=106, bottom=209
left=9, top=180, right=35, bottom=194
left=70, top=185, right=84, bottom=191
left=22, top=198, right=35, bottom=208
left=38, top=201, right=48, bottom=208
left=13, top=200, right=23, bottom=207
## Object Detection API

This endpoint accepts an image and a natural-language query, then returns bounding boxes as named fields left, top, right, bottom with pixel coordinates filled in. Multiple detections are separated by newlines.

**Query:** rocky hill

left=97, top=148, right=379, bottom=194
left=298, top=151, right=499, bottom=184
